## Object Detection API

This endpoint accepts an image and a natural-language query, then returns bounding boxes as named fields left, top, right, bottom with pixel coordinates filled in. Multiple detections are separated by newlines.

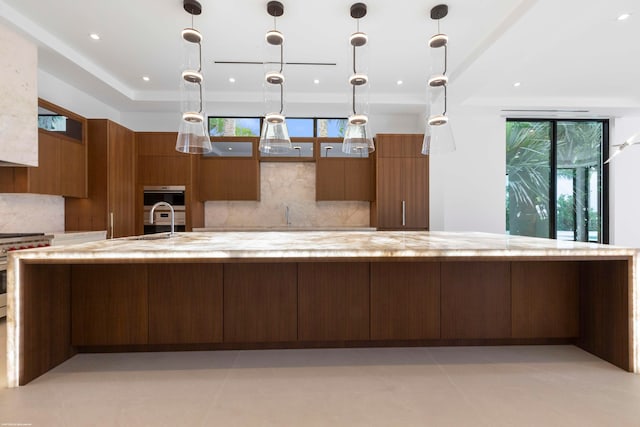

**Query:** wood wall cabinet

left=0, top=130, right=87, bottom=197
left=71, top=265, right=148, bottom=346
left=0, top=99, right=87, bottom=197
left=65, top=119, right=136, bottom=237
left=298, top=263, right=370, bottom=341
left=370, top=262, right=440, bottom=340
left=223, top=263, right=298, bottom=343
left=148, top=264, right=223, bottom=344
left=197, top=137, right=260, bottom=201
left=316, top=158, right=374, bottom=201
left=372, top=134, right=429, bottom=230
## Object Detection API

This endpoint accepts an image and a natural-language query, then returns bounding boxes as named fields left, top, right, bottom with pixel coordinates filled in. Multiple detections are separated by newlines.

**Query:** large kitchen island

left=6, top=231, right=639, bottom=387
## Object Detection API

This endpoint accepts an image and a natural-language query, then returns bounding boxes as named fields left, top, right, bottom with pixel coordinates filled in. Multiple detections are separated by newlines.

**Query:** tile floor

left=1, top=318, right=640, bottom=426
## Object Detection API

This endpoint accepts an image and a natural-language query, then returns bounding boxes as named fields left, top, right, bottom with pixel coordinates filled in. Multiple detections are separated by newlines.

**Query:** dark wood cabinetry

left=148, top=264, right=223, bottom=344
left=197, top=137, right=260, bottom=201
left=65, top=119, right=136, bottom=237
left=0, top=130, right=87, bottom=197
left=370, top=262, right=440, bottom=340
left=71, top=265, right=148, bottom=346
left=298, top=263, right=370, bottom=341
left=441, top=262, right=511, bottom=339
left=0, top=99, right=87, bottom=197
left=511, top=261, right=579, bottom=338
left=223, top=263, right=298, bottom=343
left=316, top=158, right=374, bottom=201
left=372, top=134, right=429, bottom=230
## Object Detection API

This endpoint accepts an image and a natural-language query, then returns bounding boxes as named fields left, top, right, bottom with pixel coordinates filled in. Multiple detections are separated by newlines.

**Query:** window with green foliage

left=209, top=117, right=261, bottom=137
left=506, top=119, right=608, bottom=243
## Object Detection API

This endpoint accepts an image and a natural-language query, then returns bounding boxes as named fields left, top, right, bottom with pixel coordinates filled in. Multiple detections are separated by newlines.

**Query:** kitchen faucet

left=285, top=205, right=291, bottom=226
left=150, top=201, right=175, bottom=236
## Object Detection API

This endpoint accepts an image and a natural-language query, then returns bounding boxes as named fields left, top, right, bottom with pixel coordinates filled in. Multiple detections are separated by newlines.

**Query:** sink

left=128, top=233, right=173, bottom=241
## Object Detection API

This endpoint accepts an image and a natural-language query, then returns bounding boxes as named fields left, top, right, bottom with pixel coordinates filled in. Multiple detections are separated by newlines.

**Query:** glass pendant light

left=259, top=1, right=292, bottom=154
left=422, top=4, right=455, bottom=156
left=176, top=0, right=212, bottom=154
left=343, top=3, right=374, bottom=154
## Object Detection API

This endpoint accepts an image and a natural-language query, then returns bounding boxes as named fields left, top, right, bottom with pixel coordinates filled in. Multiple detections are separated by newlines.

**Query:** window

left=506, top=119, right=608, bottom=243
left=286, top=118, right=314, bottom=137
left=209, top=117, right=260, bottom=137
left=317, top=118, right=347, bottom=137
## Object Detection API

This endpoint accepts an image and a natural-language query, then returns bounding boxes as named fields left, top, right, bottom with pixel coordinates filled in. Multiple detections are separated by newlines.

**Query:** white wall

left=429, top=108, right=506, bottom=233
left=38, top=70, right=120, bottom=122
left=609, top=116, right=640, bottom=247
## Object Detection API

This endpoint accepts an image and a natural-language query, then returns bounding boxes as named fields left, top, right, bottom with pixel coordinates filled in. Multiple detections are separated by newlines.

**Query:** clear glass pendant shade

left=422, top=116, right=455, bottom=155
left=259, top=114, right=291, bottom=154
left=342, top=119, right=375, bottom=154
left=176, top=116, right=212, bottom=154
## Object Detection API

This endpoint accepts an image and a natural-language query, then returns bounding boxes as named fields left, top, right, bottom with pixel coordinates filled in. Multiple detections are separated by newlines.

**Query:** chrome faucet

left=149, top=201, right=175, bottom=236
left=285, top=205, right=291, bottom=226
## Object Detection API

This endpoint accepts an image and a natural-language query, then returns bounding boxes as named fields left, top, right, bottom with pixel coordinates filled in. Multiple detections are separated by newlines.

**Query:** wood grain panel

left=148, top=264, right=223, bottom=344
left=199, top=158, right=260, bottom=201
left=137, top=155, right=191, bottom=185
left=376, top=134, right=424, bottom=158
left=344, top=158, right=374, bottom=201
left=71, top=265, right=148, bottom=346
left=578, top=260, right=630, bottom=371
left=371, top=262, right=440, bottom=340
left=511, top=261, right=579, bottom=338
left=441, top=262, right=511, bottom=339
left=403, top=157, right=429, bottom=229
left=136, top=132, right=180, bottom=155
left=20, top=264, right=75, bottom=385
left=316, top=159, right=344, bottom=200
left=28, top=131, right=61, bottom=195
left=298, top=262, right=370, bottom=341
left=224, top=263, right=297, bottom=343
left=59, top=139, right=87, bottom=198
left=376, top=157, right=404, bottom=229
left=108, top=121, right=136, bottom=237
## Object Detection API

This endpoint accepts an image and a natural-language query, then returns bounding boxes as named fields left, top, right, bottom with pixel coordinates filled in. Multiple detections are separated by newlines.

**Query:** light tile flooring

left=2, top=319, right=640, bottom=426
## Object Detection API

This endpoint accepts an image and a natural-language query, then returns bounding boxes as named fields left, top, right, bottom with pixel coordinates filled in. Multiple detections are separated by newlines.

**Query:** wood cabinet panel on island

left=372, top=134, right=429, bottom=230
left=148, top=264, right=223, bottom=344
left=298, top=263, right=370, bottom=341
left=71, top=265, right=148, bottom=346
left=65, top=119, right=136, bottom=237
left=223, top=263, right=298, bottom=343
left=370, top=262, right=440, bottom=340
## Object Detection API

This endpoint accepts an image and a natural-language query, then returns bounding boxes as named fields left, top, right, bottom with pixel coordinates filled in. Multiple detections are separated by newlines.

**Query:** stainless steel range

left=0, top=233, right=53, bottom=318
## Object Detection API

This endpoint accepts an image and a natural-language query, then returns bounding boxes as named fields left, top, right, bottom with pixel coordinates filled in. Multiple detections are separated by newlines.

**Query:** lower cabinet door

left=223, top=263, right=297, bottom=343
left=298, top=263, right=370, bottom=341
left=370, top=262, right=440, bottom=340
left=71, top=265, right=148, bottom=346
left=148, top=264, right=223, bottom=344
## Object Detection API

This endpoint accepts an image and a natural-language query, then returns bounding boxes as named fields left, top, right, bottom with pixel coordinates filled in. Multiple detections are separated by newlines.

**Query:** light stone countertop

left=8, top=231, right=639, bottom=262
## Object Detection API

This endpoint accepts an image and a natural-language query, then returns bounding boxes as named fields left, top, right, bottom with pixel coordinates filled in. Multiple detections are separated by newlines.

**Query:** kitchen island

left=6, top=231, right=639, bottom=387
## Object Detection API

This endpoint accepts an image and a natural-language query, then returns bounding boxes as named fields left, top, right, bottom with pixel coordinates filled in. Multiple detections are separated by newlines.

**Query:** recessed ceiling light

left=142, top=76, right=150, bottom=82
left=313, top=79, right=320, bottom=84
left=617, top=13, right=631, bottom=21
left=513, top=82, right=521, bottom=87
left=89, top=33, right=100, bottom=40
left=228, top=77, right=236, bottom=83
left=397, top=80, right=403, bottom=85
left=227, top=147, right=233, bottom=150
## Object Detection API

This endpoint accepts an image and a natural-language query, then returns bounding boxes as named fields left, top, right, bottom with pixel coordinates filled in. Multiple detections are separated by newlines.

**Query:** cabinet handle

left=402, top=200, right=406, bottom=227
left=109, top=212, right=114, bottom=239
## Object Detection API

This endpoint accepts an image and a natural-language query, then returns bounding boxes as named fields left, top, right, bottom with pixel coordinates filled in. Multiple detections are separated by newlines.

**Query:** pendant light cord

left=279, top=40, right=284, bottom=114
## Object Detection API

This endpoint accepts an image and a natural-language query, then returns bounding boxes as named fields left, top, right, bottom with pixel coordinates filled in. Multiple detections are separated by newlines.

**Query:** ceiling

left=1, top=0, right=639, bottom=118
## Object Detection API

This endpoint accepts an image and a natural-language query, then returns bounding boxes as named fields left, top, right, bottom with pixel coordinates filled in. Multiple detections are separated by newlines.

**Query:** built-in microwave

left=143, top=185, right=186, bottom=206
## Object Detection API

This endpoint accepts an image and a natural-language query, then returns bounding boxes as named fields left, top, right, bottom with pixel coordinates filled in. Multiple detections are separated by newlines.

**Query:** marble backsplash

left=204, top=163, right=370, bottom=228
left=0, top=194, right=64, bottom=233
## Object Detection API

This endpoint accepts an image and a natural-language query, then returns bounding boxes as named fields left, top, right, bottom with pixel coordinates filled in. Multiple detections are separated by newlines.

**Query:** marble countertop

left=193, top=227, right=377, bottom=232
left=8, top=231, right=638, bottom=262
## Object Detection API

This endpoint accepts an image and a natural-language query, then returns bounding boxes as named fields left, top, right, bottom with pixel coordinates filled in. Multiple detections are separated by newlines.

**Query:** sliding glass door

left=506, top=119, right=608, bottom=243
